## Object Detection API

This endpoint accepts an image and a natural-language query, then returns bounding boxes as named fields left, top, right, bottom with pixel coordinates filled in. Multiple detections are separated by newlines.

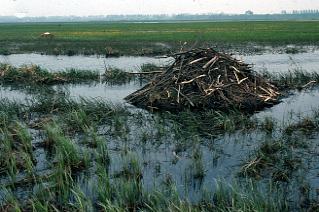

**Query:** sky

left=1, top=0, right=319, bottom=17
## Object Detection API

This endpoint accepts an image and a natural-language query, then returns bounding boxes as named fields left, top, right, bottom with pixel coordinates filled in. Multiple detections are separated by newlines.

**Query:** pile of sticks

left=125, top=48, right=280, bottom=111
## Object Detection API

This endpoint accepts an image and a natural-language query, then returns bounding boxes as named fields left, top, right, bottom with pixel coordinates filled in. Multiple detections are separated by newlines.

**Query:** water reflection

left=255, top=88, right=319, bottom=124
left=0, top=54, right=173, bottom=72
left=1, top=51, right=319, bottom=73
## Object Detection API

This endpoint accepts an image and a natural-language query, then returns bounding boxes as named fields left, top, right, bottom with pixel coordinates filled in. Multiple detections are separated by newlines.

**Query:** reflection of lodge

left=40, top=32, right=54, bottom=38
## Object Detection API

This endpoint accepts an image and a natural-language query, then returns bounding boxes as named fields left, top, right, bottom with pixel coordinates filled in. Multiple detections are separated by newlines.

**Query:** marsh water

left=1, top=50, right=319, bottom=73
left=1, top=51, right=319, bottom=208
left=0, top=54, right=173, bottom=72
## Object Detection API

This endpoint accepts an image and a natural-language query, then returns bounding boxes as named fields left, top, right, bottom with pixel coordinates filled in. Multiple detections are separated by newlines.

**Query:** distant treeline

left=291, top=10, right=319, bottom=14
left=1, top=12, right=319, bottom=23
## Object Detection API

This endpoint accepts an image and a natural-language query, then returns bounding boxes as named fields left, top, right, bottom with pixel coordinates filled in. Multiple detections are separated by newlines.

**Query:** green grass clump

left=213, top=181, right=288, bottom=212
left=0, top=63, right=100, bottom=85
left=191, top=145, right=205, bottom=179
left=284, top=109, right=319, bottom=136
left=58, top=68, right=100, bottom=82
left=117, top=153, right=142, bottom=181
left=0, top=99, right=25, bottom=127
left=104, top=68, right=133, bottom=83
left=264, top=70, right=319, bottom=90
left=0, top=188, right=21, bottom=211
left=0, top=48, right=10, bottom=55
left=45, top=123, right=90, bottom=170
left=30, top=95, right=129, bottom=121
left=140, top=63, right=163, bottom=72
left=240, top=137, right=303, bottom=182
left=0, top=122, right=35, bottom=178
left=165, top=109, right=256, bottom=136
left=0, top=64, right=56, bottom=84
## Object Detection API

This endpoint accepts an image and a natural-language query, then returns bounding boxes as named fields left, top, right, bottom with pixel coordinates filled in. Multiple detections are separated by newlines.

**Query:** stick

left=179, top=74, right=206, bottom=85
left=302, top=80, right=316, bottom=88
left=173, top=87, right=195, bottom=107
left=189, top=57, right=207, bottom=65
left=203, top=55, right=218, bottom=69
left=128, top=71, right=163, bottom=75
left=177, top=85, right=181, bottom=103
left=230, top=66, right=241, bottom=73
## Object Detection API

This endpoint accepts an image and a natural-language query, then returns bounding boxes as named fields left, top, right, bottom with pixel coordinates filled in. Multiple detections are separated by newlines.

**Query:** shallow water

left=105, top=130, right=264, bottom=202
left=0, top=81, right=145, bottom=105
left=53, top=81, right=144, bottom=104
left=1, top=51, right=319, bottom=73
left=0, top=54, right=173, bottom=73
left=0, top=85, right=30, bottom=102
left=236, top=50, right=319, bottom=73
left=1, top=83, right=319, bottom=207
left=1, top=48, right=319, bottom=208
left=255, top=88, right=319, bottom=125
left=1, top=82, right=319, bottom=123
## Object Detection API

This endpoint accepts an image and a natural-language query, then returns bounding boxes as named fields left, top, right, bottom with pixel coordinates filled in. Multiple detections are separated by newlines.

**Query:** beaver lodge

left=125, top=48, right=280, bottom=112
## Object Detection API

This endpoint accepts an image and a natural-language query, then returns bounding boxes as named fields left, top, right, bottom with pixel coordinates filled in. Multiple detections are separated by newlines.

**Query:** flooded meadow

left=0, top=50, right=319, bottom=211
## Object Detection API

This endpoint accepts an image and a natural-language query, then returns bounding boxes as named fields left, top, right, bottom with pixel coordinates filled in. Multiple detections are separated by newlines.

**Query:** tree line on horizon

left=1, top=9, right=319, bottom=23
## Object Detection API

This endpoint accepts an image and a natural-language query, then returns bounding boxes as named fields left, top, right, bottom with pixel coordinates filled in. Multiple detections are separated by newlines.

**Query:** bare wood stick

left=129, top=71, right=163, bottom=75
left=203, top=55, right=218, bottom=69
left=238, top=77, right=248, bottom=85
left=233, top=70, right=240, bottom=84
left=173, top=87, right=195, bottom=107
left=189, top=57, right=207, bottom=65
left=302, top=80, right=316, bottom=88
left=180, top=74, right=206, bottom=85
left=230, top=66, right=241, bottom=73
left=177, top=85, right=181, bottom=103
left=258, top=86, right=273, bottom=96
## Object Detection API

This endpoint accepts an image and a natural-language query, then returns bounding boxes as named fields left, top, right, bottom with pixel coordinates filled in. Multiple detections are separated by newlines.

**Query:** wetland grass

left=45, top=123, right=90, bottom=171
left=0, top=48, right=10, bottom=55
left=262, top=69, right=319, bottom=90
left=0, top=63, right=100, bottom=84
left=191, top=146, right=205, bottom=179
left=240, top=136, right=303, bottom=181
left=95, top=179, right=290, bottom=211
left=104, top=68, right=133, bottom=83
left=260, top=116, right=276, bottom=133
left=284, top=116, right=319, bottom=136
left=0, top=99, right=26, bottom=127
left=0, top=122, right=35, bottom=180
left=0, top=188, right=21, bottom=211
left=140, top=63, right=164, bottom=72
left=95, top=137, right=110, bottom=166
left=117, top=153, right=142, bottom=181
left=30, top=94, right=130, bottom=124
left=1, top=76, right=319, bottom=211
left=213, top=180, right=289, bottom=212
left=0, top=63, right=144, bottom=85
left=164, top=109, right=256, bottom=136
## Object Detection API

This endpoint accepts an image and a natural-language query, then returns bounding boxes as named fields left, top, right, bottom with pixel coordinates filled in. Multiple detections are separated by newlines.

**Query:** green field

left=1, top=21, right=319, bottom=55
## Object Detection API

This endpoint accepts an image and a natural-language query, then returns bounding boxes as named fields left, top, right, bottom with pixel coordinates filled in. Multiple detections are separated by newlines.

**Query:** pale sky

left=1, top=0, right=319, bottom=17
